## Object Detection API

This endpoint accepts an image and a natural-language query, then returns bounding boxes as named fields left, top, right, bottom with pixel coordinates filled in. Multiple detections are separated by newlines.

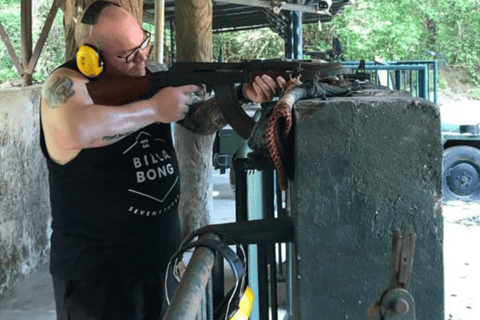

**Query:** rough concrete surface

left=292, top=94, right=443, bottom=319
left=0, top=85, right=51, bottom=297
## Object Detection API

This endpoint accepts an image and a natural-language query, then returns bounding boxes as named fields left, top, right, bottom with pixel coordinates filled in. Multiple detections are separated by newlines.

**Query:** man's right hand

left=151, top=85, right=201, bottom=123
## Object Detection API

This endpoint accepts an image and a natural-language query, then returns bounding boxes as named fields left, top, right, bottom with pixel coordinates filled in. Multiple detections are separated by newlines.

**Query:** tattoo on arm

left=43, top=76, right=74, bottom=109
left=102, top=131, right=134, bottom=142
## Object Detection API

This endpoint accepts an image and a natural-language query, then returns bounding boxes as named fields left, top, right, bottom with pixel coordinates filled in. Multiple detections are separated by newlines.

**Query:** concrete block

left=0, top=85, right=51, bottom=296
left=291, top=94, right=443, bottom=319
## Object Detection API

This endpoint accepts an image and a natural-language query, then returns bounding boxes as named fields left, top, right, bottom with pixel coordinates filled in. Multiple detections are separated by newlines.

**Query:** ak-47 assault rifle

left=86, top=60, right=349, bottom=139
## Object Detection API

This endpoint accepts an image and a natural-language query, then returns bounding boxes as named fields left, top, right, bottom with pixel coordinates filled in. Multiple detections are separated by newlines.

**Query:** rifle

left=86, top=60, right=348, bottom=139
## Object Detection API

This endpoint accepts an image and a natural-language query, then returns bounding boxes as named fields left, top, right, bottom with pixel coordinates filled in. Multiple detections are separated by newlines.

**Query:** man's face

left=99, top=26, right=151, bottom=77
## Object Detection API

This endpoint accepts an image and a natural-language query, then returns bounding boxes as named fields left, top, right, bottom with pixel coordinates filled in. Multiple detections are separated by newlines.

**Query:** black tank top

left=40, top=60, right=181, bottom=280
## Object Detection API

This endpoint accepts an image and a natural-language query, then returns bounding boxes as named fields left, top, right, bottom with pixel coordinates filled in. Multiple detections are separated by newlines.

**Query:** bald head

left=74, top=2, right=148, bottom=77
left=74, top=3, right=143, bottom=54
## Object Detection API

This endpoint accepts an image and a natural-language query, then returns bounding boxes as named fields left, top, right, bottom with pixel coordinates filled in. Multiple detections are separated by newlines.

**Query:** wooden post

left=21, top=0, right=33, bottom=85
left=174, top=0, right=214, bottom=239
left=154, top=0, right=165, bottom=64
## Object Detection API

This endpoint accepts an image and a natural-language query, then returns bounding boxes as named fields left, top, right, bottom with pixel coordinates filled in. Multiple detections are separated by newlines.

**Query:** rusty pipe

left=163, top=234, right=219, bottom=320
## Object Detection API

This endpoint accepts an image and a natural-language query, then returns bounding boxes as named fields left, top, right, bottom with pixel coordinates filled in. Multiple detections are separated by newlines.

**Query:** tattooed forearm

left=42, top=76, right=74, bottom=109
left=102, top=131, right=134, bottom=142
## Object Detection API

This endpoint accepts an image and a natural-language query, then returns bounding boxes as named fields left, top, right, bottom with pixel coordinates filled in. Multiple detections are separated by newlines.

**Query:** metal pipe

left=268, top=243, right=278, bottom=320
left=285, top=12, right=294, bottom=59
left=234, top=158, right=248, bottom=223
left=263, top=169, right=278, bottom=320
left=190, top=217, right=294, bottom=245
left=154, top=0, right=165, bottom=63
left=212, top=248, right=225, bottom=309
left=257, top=245, right=269, bottom=320
left=163, top=234, right=218, bottom=320
left=169, top=18, right=176, bottom=64
left=276, top=173, right=284, bottom=278
left=292, top=12, right=302, bottom=59
left=207, top=276, right=214, bottom=320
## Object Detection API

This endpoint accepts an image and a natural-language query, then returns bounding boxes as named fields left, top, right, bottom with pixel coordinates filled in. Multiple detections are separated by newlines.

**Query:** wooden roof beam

left=21, top=0, right=32, bottom=84
left=0, top=22, right=23, bottom=75
left=24, top=0, right=64, bottom=75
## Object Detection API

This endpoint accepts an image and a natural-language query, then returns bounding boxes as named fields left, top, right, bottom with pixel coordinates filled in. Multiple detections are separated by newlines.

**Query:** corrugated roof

left=143, top=0, right=351, bottom=36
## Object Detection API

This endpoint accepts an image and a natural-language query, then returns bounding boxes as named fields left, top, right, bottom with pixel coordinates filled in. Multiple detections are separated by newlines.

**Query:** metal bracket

left=367, top=226, right=417, bottom=320
left=271, top=0, right=284, bottom=14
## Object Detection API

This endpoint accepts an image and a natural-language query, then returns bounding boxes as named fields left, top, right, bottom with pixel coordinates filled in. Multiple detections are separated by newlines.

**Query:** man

left=40, top=1, right=285, bottom=319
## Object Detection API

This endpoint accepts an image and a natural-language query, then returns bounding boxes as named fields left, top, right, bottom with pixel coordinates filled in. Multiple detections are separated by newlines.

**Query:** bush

left=472, top=88, right=480, bottom=100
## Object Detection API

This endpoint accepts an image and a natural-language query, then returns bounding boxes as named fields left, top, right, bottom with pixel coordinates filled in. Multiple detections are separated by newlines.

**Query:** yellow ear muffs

left=229, top=286, right=254, bottom=320
left=77, top=44, right=104, bottom=78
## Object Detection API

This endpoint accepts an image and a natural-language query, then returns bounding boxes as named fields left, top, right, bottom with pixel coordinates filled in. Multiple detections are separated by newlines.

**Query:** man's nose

left=134, top=47, right=149, bottom=63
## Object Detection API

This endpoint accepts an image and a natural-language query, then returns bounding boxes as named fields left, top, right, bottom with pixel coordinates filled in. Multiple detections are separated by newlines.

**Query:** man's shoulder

left=45, top=65, right=88, bottom=87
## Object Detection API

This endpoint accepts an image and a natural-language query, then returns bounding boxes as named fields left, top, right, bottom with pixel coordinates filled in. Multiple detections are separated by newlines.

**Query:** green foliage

left=303, top=0, right=480, bottom=83
left=0, top=1, right=21, bottom=82
left=438, top=76, right=449, bottom=91
left=0, top=0, right=65, bottom=84
left=472, top=87, right=480, bottom=100
left=213, top=29, right=284, bottom=61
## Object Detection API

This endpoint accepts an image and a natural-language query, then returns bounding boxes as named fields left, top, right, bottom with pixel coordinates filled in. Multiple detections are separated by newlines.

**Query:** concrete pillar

left=0, top=86, right=51, bottom=296
left=291, top=93, right=443, bottom=319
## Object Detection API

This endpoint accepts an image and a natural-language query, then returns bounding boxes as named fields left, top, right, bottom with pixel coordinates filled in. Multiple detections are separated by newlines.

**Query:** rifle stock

left=86, top=75, right=152, bottom=106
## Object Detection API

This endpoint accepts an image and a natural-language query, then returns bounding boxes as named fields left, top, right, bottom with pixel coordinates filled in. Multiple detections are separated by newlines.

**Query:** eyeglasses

left=117, top=29, right=152, bottom=63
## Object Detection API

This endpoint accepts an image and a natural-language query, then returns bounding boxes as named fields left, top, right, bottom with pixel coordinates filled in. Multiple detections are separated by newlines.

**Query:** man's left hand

left=242, top=74, right=286, bottom=103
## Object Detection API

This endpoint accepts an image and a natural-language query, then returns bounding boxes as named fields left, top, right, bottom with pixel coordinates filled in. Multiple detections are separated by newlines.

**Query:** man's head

left=75, top=2, right=151, bottom=77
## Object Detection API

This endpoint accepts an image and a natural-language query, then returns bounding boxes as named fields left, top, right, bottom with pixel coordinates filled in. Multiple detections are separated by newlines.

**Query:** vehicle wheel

left=443, top=146, right=480, bottom=201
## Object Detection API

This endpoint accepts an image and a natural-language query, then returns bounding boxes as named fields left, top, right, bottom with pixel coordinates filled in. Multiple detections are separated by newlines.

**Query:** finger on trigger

left=255, top=76, right=270, bottom=94
left=261, top=74, right=277, bottom=89
left=276, top=76, right=287, bottom=87
left=252, top=81, right=262, bottom=96
left=183, top=84, right=202, bottom=94
left=261, top=75, right=278, bottom=97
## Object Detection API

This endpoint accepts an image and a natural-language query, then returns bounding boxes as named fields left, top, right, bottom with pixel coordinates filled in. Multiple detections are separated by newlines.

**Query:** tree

left=175, top=0, right=215, bottom=239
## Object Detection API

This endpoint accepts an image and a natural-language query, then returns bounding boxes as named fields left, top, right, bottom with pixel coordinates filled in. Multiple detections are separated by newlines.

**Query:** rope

left=266, top=79, right=302, bottom=190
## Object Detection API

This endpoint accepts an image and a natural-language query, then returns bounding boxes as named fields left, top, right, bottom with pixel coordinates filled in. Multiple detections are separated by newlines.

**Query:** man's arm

left=41, top=68, right=197, bottom=151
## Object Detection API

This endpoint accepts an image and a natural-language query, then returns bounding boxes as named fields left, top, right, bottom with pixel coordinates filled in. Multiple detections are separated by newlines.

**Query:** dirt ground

left=438, top=67, right=480, bottom=124
left=443, top=201, right=480, bottom=320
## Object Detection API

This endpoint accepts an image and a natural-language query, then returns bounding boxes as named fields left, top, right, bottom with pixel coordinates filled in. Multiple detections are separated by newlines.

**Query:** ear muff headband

left=76, top=1, right=120, bottom=77
left=81, top=1, right=120, bottom=25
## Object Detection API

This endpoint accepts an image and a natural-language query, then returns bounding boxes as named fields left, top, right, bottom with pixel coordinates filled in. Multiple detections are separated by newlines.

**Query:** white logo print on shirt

left=123, top=131, right=179, bottom=216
